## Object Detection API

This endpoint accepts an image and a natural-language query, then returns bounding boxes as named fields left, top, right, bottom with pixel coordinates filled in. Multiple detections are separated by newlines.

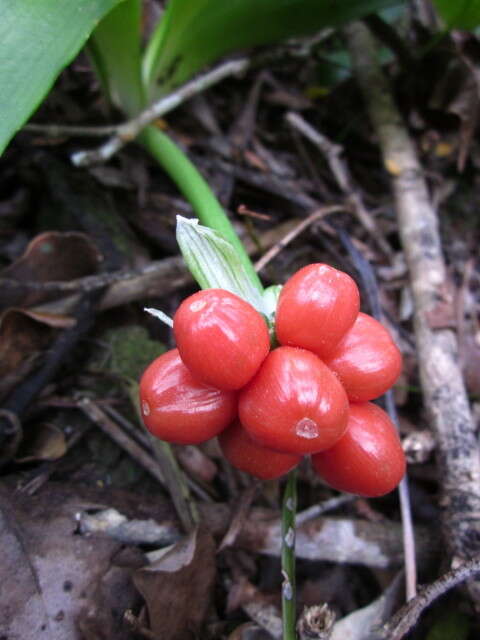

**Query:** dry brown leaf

left=133, top=527, right=216, bottom=640
left=3, top=230, right=102, bottom=282
left=0, top=484, right=139, bottom=640
left=1, top=231, right=102, bottom=309
left=18, top=308, right=77, bottom=328
left=15, top=423, right=67, bottom=463
left=0, top=308, right=55, bottom=401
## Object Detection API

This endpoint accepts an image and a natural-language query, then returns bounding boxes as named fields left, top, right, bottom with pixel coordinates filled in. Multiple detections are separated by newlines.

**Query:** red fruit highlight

left=325, top=312, right=402, bottom=402
left=275, top=263, right=360, bottom=359
left=218, top=421, right=301, bottom=480
left=239, top=346, right=349, bottom=455
left=139, top=349, right=237, bottom=444
left=311, top=402, right=406, bottom=497
left=174, top=289, right=270, bottom=390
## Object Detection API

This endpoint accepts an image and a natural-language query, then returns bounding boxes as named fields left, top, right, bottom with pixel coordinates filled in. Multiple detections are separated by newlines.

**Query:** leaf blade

left=0, top=0, right=125, bottom=155
left=433, top=0, right=480, bottom=29
left=144, top=0, right=402, bottom=97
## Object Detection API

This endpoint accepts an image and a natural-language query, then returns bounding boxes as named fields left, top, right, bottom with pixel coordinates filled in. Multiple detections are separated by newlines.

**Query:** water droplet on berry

left=190, top=299, right=206, bottom=312
left=295, top=417, right=319, bottom=439
left=142, top=401, right=150, bottom=416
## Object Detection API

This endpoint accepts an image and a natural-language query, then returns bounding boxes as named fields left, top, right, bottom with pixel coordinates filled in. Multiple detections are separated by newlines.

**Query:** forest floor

left=1, top=12, right=480, bottom=640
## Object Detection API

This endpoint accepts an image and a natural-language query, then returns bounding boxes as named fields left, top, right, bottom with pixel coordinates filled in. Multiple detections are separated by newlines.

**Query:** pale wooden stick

left=345, top=20, right=480, bottom=606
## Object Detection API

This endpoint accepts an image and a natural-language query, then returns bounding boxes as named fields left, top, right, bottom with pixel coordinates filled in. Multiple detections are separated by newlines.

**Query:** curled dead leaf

left=15, top=423, right=67, bottom=463
left=0, top=484, right=139, bottom=640
left=1, top=231, right=102, bottom=309
left=0, top=308, right=55, bottom=401
left=133, top=527, right=216, bottom=640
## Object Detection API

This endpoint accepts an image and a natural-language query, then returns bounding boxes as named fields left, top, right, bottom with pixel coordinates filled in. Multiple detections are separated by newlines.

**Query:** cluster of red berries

left=139, top=264, right=405, bottom=497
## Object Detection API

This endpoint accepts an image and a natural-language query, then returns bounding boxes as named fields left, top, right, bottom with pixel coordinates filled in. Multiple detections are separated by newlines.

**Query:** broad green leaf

left=433, top=0, right=480, bottom=29
left=176, top=216, right=265, bottom=314
left=143, top=0, right=402, bottom=99
left=0, top=0, right=125, bottom=155
left=88, top=0, right=145, bottom=117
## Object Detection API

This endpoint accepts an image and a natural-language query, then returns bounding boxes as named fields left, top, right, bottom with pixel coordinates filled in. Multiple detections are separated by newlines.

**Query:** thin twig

left=285, top=111, right=392, bottom=256
left=385, top=397, right=418, bottom=602
left=78, top=397, right=166, bottom=487
left=296, top=494, right=355, bottom=526
left=24, top=123, right=118, bottom=137
left=380, top=556, right=480, bottom=640
left=345, top=20, right=480, bottom=606
left=254, top=205, right=344, bottom=273
left=281, top=470, right=298, bottom=640
left=71, top=58, right=249, bottom=166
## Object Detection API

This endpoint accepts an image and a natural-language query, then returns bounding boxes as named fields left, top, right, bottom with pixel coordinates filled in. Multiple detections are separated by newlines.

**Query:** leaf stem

left=139, top=125, right=263, bottom=292
left=282, top=469, right=298, bottom=640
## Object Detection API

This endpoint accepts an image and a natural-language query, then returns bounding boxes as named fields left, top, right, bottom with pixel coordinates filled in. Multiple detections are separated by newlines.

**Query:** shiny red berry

left=325, top=312, right=402, bottom=402
left=218, top=421, right=301, bottom=480
left=139, top=349, right=237, bottom=444
left=275, top=263, right=360, bottom=359
left=173, top=288, right=270, bottom=390
left=311, top=402, right=406, bottom=497
left=239, top=346, right=349, bottom=455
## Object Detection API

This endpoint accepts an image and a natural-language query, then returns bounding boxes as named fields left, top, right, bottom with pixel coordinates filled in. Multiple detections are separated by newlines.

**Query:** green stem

left=139, top=125, right=263, bottom=292
left=128, top=379, right=199, bottom=532
left=149, top=435, right=199, bottom=532
left=281, top=469, right=297, bottom=640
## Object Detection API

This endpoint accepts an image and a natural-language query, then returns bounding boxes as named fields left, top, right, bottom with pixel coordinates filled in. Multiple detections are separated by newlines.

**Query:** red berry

left=325, top=313, right=402, bottom=402
left=239, top=346, right=349, bottom=455
left=311, top=402, right=406, bottom=497
left=139, top=349, right=237, bottom=444
left=218, top=421, right=301, bottom=480
left=174, top=289, right=270, bottom=390
left=275, top=263, right=360, bottom=359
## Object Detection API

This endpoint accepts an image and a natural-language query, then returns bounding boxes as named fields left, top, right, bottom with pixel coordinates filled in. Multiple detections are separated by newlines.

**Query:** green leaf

left=88, top=0, right=145, bottom=117
left=0, top=0, right=125, bottom=155
left=143, top=0, right=402, bottom=98
left=433, top=0, right=480, bottom=29
left=176, top=216, right=265, bottom=314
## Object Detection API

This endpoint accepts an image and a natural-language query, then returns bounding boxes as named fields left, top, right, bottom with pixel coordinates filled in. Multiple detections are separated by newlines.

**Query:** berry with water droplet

left=239, top=346, right=349, bottom=454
